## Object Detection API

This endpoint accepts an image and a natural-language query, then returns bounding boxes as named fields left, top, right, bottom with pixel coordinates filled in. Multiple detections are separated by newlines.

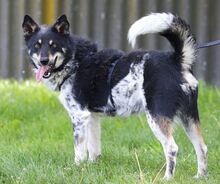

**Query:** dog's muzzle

left=35, top=56, right=58, bottom=82
left=43, top=56, right=58, bottom=78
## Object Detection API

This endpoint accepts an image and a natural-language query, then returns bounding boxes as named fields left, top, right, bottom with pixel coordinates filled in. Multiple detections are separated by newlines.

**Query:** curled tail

left=128, top=13, right=197, bottom=70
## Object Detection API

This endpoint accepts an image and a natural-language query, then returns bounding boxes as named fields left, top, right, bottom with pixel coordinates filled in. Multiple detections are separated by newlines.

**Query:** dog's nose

left=40, top=58, right=49, bottom=65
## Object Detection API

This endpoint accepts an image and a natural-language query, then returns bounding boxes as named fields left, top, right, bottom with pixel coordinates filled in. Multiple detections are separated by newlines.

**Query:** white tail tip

left=128, top=13, right=174, bottom=48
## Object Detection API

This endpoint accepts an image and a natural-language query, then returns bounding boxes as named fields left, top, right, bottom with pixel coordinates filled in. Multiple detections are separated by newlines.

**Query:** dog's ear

left=52, top=15, right=70, bottom=35
left=22, top=15, right=39, bottom=39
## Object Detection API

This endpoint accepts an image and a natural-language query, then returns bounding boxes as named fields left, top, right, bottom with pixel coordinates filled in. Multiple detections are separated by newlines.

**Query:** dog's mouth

left=35, top=57, right=57, bottom=82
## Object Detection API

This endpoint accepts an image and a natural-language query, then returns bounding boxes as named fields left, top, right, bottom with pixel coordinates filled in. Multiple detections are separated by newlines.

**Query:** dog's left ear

left=52, top=15, right=70, bottom=35
left=22, top=15, right=40, bottom=39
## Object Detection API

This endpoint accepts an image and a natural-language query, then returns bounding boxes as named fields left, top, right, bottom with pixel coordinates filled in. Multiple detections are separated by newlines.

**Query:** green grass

left=0, top=80, right=219, bottom=184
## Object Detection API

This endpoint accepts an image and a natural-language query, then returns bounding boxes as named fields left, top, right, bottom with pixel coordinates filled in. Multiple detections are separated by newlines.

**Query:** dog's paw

left=193, top=172, right=208, bottom=180
left=163, top=174, right=173, bottom=180
left=74, top=159, right=81, bottom=166
left=74, top=157, right=87, bottom=165
left=88, top=154, right=101, bottom=163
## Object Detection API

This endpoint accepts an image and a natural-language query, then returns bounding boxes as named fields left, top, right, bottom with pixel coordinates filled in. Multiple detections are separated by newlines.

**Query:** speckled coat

left=23, top=13, right=207, bottom=179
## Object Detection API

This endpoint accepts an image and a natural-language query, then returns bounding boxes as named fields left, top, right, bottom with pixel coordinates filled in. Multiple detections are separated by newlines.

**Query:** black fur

left=22, top=13, right=208, bottom=179
left=22, top=14, right=199, bottom=121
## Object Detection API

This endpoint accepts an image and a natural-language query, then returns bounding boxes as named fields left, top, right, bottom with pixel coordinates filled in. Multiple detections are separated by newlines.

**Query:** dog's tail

left=128, top=13, right=197, bottom=70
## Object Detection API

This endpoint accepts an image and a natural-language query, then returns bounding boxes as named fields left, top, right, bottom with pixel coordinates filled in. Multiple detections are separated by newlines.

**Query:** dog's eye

left=34, top=43, right=41, bottom=49
left=52, top=43, right=57, bottom=48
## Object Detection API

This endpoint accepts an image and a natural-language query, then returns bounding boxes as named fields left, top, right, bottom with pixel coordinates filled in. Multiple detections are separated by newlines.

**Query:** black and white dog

left=22, top=13, right=207, bottom=179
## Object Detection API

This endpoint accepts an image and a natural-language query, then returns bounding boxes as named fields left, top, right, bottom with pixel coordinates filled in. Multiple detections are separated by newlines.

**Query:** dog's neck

left=43, top=59, right=78, bottom=91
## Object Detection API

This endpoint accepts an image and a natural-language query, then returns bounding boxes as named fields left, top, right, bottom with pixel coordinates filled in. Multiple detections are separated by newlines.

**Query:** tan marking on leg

left=183, top=119, right=208, bottom=178
left=193, top=122, right=206, bottom=144
left=147, top=114, right=178, bottom=179
left=156, top=117, right=173, bottom=137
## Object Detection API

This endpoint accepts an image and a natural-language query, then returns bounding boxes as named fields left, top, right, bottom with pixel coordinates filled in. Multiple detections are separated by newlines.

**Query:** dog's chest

left=110, top=61, right=146, bottom=116
left=43, top=66, right=74, bottom=91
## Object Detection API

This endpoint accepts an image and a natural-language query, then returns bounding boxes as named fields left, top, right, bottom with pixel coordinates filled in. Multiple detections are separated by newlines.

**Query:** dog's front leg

left=72, top=110, right=91, bottom=164
left=59, top=88, right=91, bottom=164
left=87, top=114, right=101, bottom=162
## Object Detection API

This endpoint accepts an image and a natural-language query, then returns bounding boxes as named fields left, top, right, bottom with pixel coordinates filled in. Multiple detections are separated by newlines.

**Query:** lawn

left=0, top=80, right=219, bottom=184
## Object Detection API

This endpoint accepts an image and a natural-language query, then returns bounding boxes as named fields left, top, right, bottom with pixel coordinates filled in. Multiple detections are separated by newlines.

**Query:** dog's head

left=22, top=15, right=73, bottom=81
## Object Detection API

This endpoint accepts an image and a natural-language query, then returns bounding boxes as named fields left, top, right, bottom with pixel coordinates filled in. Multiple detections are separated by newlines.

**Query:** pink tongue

left=35, top=66, right=49, bottom=82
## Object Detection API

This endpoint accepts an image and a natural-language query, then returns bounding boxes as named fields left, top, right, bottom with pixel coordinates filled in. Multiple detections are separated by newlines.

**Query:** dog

left=22, top=13, right=207, bottom=179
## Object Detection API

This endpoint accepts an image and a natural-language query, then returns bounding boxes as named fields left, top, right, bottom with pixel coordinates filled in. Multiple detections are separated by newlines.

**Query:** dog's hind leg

left=146, top=113, right=178, bottom=180
left=87, top=113, right=101, bottom=162
left=180, top=117, right=208, bottom=178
